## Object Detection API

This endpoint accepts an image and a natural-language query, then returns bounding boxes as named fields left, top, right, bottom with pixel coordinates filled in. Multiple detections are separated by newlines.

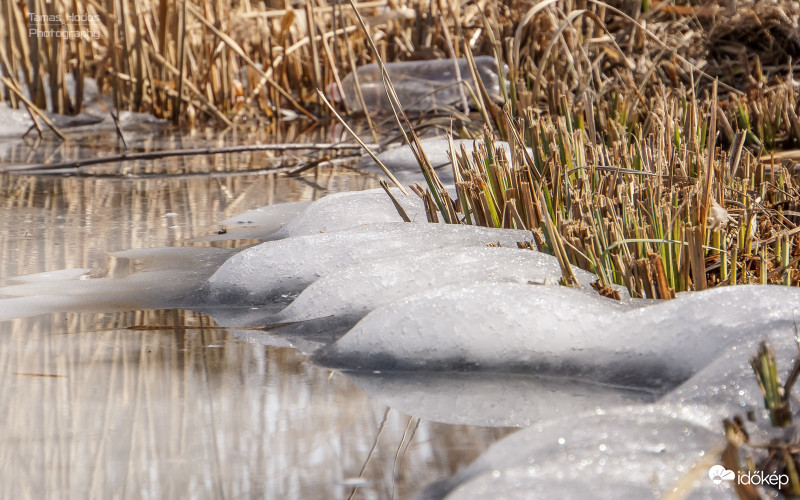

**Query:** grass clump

left=407, top=85, right=800, bottom=298
left=357, top=0, right=800, bottom=299
left=722, top=339, right=800, bottom=499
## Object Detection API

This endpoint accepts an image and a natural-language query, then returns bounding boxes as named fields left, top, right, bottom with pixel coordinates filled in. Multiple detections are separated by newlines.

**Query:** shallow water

left=0, top=128, right=515, bottom=499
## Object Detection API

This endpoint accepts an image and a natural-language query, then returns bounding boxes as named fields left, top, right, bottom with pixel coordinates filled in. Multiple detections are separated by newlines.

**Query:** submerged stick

left=1, top=142, right=362, bottom=173
left=348, top=407, right=391, bottom=500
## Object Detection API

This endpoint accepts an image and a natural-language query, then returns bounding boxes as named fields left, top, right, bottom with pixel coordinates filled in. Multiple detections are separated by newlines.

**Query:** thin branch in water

left=110, top=111, right=129, bottom=151
left=1, top=142, right=362, bottom=173
left=317, top=89, right=409, bottom=194
left=1, top=76, right=66, bottom=140
left=348, top=407, right=391, bottom=500
left=391, top=417, right=420, bottom=500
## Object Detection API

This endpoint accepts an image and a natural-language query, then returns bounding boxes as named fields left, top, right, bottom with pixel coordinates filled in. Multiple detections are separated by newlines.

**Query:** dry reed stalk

left=1, top=77, right=66, bottom=140
left=305, top=1, right=323, bottom=106
left=0, top=0, right=796, bottom=139
left=316, top=89, right=408, bottom=194
left=185, top=2, right=317, bottom=121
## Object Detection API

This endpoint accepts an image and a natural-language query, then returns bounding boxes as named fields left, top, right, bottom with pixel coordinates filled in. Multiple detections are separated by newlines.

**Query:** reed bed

left=3, top=0, right=797, bottom=139
left=0, top=0, right=493, bottom=125
left=354, top=0, right=800, bottom=299
left=410, top=88, right=800, bottom=299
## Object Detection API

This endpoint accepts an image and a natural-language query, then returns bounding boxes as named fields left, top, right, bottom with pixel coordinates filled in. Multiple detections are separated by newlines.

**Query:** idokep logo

left=708, top=465, right=789, bottom=488
left=708, top=465, right=735, bottom=485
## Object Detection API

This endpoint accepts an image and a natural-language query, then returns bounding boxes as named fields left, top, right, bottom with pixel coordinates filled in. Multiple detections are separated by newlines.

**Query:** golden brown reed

left=2, top=0, right=799, bottom=142
left=0, top=0, right=493, bottom=125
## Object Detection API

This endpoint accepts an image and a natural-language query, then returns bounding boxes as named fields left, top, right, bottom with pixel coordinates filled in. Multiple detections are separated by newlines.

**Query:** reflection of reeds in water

left=0, top=138, right=511, bottom=497
left=0, top=133, right=378, bottom=283
left=0, top=121, right=368, bottom=176
left=0, top=309, right=513, bottom=498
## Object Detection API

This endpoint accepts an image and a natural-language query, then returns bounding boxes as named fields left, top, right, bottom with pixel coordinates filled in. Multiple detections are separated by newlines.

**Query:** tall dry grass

left=360, top=0, right=800, bottom=299
left=0, top=0, right=495, bottom=125
left=2, top=0, right=799, bottom=144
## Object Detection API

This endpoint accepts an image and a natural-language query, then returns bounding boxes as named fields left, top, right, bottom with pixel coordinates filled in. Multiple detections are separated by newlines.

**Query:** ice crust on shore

left=269, top=189, right=427, bottom=238
left=0, top=246, right=236, bottom=321
left=277, top=246, right=616, bottom=322
left=345, top=371, right=657, bottom=428
left=416, top=325, right=788, bottom=500
left=197, top=189, right=793, bottom=498
left=321, top=284, right=800, bottom=387
left=3, top=181, right=798, bottom=498
left=338, top=56, right=502, bottom=112
left=203, top=223, right=532, bottom=303
left=0, top=78, right=162, bottom=139
left=423, top=408, right=725, bottom=500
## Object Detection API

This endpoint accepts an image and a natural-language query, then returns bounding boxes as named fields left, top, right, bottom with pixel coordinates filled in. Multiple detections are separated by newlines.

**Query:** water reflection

left=0, top=143, right=515, bottom=498
left=0, top=167, right=376, bottom=281
left=0, top=118, right=360, bottom=177
left=0, top=310, right=512, bottom=499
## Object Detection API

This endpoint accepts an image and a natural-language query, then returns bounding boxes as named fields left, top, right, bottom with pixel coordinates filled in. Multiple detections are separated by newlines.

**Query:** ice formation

left=0, top=247, right=231, bottom=321
left=197, top=200, right=311, bottom=242
left=0, top=78, right=158, bottom=140
left=414, top=320, right=792, bottom=499
left=346, top=371, right=656, bottom=428
left=367, top=137, right=518, bottom=185
left=420, top=408, right=726, bottom=500
left=197, top=188, right=796, bottom=498
left=277, top=246, right=616, bottom=322
left=268, top=189, right=427, bottom=238
left=2, top=175, right=797, bottom=498
left=202, top=223, right=532, bottom=304
left=337, top=56, right=503, bottom=112
left=320, top=284, right=800, bottom=388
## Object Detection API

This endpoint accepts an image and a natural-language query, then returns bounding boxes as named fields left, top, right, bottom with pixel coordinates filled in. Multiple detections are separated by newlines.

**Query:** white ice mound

left=269, top=188, right=427, bottom=239
left=420, top=325, right=800, bottom=499
left=321, top=283, right=630, bottom=375
left=377, top=138, right=514, bottom=169
left=0, top=268, right=213, bottom=321
left=221, top=201, right=311, bottom=228
left=197, top=200, right=311, bottom=241
left=423, top=408, right=722, bottom=500
left=204, top=223, right=532, bottom=303
left=0, top=247, right=231, bottom=321
left=369, top=138, right=520, bottom=185
left=278, top=246, right=606, bottom=322
left=323, top=284, right=800, bottom=388
left=0, top=103, right=35, bottom=137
